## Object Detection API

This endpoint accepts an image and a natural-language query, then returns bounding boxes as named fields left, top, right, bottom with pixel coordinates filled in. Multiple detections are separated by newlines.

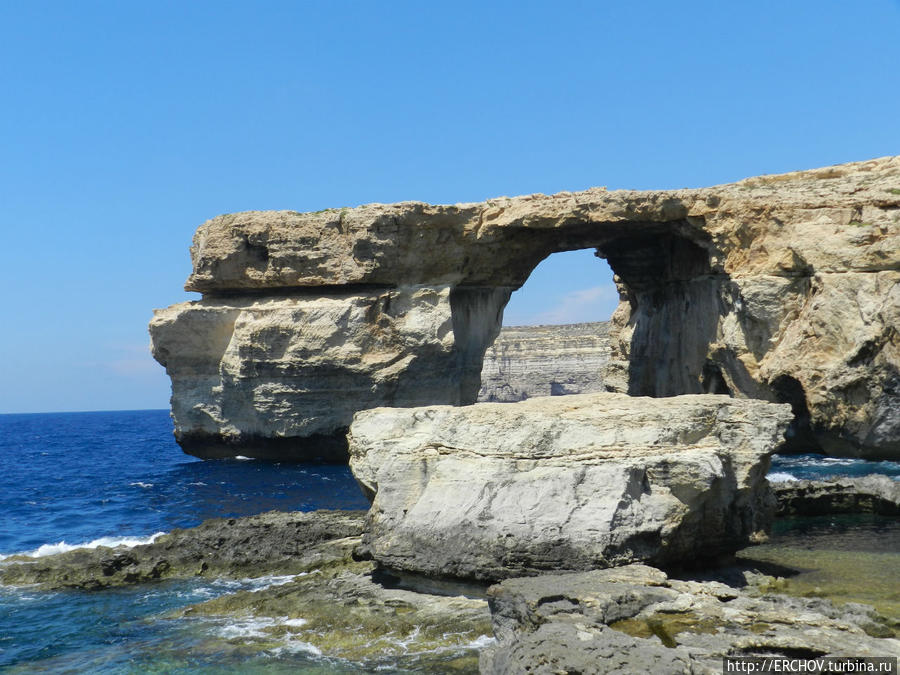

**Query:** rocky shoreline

left=3, top=475, right=898, bottom=671
left=94, top=156, right=900, bottom=669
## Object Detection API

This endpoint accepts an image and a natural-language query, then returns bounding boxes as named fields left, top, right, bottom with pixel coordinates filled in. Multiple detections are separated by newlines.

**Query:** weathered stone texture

left=480, top=565, right=900, bottom=674
left=150, top=286, right=506, bottom=458
left=152, top=156, right=900, bottom=460
left=348, top=393, right=792, bottom=580
left=773, top=475, right=900, bottom=516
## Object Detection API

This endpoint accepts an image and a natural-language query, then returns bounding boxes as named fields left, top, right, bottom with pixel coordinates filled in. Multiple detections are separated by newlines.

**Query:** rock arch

left=150, top=156, right=900, bottom=461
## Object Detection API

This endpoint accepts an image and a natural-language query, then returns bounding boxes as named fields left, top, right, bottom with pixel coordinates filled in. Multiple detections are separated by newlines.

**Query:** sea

left=1, top=409, right=898, bottom=673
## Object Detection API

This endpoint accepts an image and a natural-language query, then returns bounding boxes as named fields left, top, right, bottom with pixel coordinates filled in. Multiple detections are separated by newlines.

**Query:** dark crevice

left=200, top=283, right=397, bottom=300
left=701, top=361, right=732, bottom=395
left=769, top=375, right=821, bottom=453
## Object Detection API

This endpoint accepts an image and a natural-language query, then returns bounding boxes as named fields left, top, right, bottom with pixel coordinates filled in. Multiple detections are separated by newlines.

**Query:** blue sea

left=0, top=410, right=897, bottom=673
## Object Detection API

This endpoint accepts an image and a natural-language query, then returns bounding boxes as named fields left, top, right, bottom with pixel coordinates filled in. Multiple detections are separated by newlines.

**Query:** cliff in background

left=150, top=156, right=900, bottom=461
left=477, top=322, right=611, bottom=402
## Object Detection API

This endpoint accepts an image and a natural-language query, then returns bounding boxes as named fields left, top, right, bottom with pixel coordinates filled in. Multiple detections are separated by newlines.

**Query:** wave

left=767, top=472, right=798, bottom=483
left=0, top=532, right=166, bottom=560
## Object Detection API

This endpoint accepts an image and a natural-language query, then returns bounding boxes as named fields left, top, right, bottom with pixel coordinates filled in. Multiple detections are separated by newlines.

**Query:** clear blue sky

left=2, top=1, right=898, bottom=413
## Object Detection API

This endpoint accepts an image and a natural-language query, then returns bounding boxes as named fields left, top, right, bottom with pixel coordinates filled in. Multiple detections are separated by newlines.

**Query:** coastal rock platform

left=480, top=565, right=900, bottom=674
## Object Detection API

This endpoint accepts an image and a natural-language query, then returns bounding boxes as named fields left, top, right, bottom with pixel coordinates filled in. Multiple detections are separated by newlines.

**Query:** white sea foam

left=269, top=640, right=322, bottom=657
left=767, top=471, right=798, bottom=482
left=234, top=455, right=252, bottom=461
left=129, top=481, right=154, bottom=488
left=282, top=617, right=308, bottom=628
left=242, top=573, right=305, bottom=592
left=217, top=616, right=279, bottom=639
left=0, top=532, right=166, bottom=560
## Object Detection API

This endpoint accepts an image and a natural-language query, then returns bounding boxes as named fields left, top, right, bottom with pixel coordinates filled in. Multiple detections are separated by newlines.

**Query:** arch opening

left=471, top=222, right=730, bottom=404
left=477, top=249, right=618, bottom=403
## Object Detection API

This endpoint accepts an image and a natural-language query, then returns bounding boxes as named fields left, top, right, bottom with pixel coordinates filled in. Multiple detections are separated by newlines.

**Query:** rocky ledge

left=480, top=564, right=900, bottom=674
left=151, top=157, right=900, bottom=461
left=773, top=475, right=900, bottom=516
left=0, top=510, right=365, bottom=590
left=349, top=393, right=792, bottom=580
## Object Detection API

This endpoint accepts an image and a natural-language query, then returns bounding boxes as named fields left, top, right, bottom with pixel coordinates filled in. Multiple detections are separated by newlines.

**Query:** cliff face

left=477, top=323, right=610, bottom=402
left=150, top=156, right=900, bottom=460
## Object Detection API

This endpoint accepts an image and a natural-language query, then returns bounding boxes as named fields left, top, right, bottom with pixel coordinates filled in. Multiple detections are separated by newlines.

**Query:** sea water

left=1, top=410, right=897, bottom=673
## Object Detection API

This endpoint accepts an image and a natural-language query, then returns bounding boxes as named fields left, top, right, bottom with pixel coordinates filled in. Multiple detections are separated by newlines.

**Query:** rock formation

left=773, top=475, right=900, bottom=516
left=150, top=156, right=900, bottom=460
left=480, top=565, right=900, bottom=673
left=348, top=393, right=792, bottom=581
left=477, top=322, right=610, bottom=402
left=0, top=510, right=365, bottom=590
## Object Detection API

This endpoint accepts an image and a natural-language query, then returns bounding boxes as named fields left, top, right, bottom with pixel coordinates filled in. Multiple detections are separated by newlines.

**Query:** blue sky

left=1, top=1, right=898, bottom=413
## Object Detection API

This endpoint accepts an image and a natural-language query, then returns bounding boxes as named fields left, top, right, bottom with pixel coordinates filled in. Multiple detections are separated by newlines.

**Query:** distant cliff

left=478, top=322, right=611, bottom=402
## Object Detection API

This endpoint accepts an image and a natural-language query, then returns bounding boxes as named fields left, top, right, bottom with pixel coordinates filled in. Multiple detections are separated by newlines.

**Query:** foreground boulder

left=480, top=565, right=900, bottom=674
left=151, top=157, right=900, bottom=461
left=349, top=393, right=792, bottom=580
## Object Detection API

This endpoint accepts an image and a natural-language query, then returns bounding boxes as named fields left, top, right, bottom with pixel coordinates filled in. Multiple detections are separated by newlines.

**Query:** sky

left=1, top=1, right=898, bottom=413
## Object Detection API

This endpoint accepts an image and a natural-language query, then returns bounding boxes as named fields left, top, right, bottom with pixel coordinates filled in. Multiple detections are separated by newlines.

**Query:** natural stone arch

left=151, top=157, right=900, bottom=461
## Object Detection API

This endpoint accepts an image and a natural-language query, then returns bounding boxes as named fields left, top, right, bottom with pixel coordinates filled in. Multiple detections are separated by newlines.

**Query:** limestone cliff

left=477, top=322, right=610, bottom=402
left=150, top=156, right=900, bottom=460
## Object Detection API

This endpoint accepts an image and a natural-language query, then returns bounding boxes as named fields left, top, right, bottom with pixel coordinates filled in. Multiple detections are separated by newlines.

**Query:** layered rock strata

left=348, top=393, right=793, bottom=580
left=150, top=287, right=504, bottom=459
left=151, top=156, right=900, bottom=460
left=477, top=322, right=610, bottom=402
left=479, top=565, right=900, bottom=674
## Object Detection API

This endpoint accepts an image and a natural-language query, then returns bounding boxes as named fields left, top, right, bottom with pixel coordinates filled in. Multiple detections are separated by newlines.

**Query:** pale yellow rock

left=152, top=157, right=900, bottom=459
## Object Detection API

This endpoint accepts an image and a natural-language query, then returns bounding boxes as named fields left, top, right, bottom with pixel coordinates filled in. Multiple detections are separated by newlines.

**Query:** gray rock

left=480, top=566, right=900, bottom=674
left=349, top=393, right=792, bottom=580
left=0, top=510, right=365, bottom=590
left=480, top=622, right=699, bottom=675
left=773, top=475, right=900, bottom=516
left=477, top=322, right=611, bottom=402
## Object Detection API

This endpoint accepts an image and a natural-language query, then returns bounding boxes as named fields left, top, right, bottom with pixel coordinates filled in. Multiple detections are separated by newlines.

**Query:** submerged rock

left=151, top=157, right=900, bottom=461
left=0, top=510, right=365, bottom=590
left=480, top=565, right=900, bottom=674
left=773, top=475, right=900, bottom=516
left=349, top=393, right=792, bottom=580
left=179, top=561, right=493, bottom=670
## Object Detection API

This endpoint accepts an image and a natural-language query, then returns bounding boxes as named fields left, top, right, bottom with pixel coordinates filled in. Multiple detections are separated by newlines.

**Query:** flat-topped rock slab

left=348, top=393, right=792, bottom=581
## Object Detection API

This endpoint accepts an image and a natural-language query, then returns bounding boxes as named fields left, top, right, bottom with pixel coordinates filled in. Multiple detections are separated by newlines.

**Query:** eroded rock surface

left=480, top=565, right=900, bottom=674
left=349, top=393, right=792, bottom=580
left=773, top=475, right=900, bottom=516
left=477, top=322, right=610, bottom=402
left=0, top=510, right=365, bottom=590
left=152, top=156, right=900, bottom=460
left=150, top=286, right=506, bottom=459
left=181, top=561, right=493, bottom=670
